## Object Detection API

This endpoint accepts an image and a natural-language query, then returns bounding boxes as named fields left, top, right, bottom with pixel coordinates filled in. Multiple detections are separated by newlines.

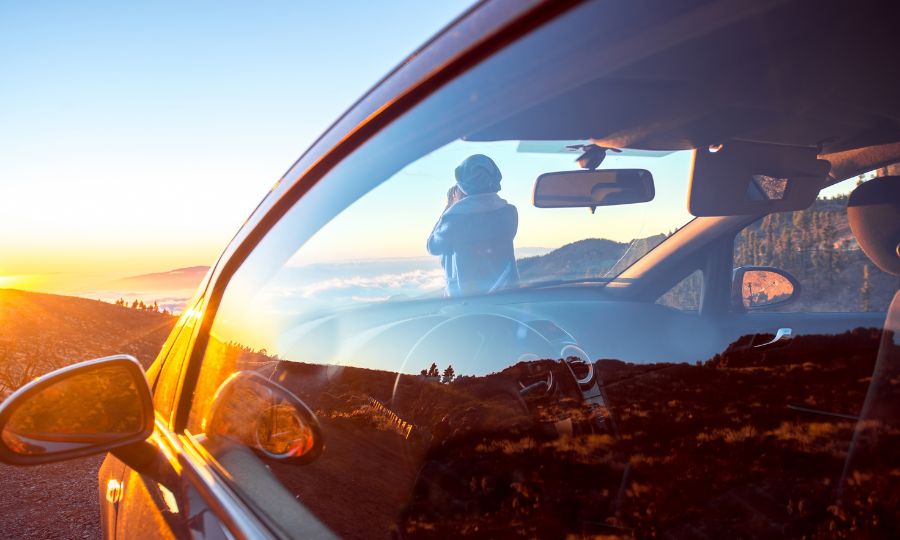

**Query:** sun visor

left=688, top=141, right=830, bottom=216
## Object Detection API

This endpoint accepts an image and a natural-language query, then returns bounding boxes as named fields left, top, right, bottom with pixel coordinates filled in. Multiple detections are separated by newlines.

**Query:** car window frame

left=149, top=266, right=215, bottom=427
left=151, top=301, right=203, bottom=426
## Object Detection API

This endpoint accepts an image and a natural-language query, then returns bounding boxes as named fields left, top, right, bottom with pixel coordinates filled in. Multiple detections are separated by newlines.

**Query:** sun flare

left=0, top=275, right=36, bottom=290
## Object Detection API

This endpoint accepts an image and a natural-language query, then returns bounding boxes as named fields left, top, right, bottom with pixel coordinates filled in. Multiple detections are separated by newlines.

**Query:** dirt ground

left=0, top=456, right=103, bottom=539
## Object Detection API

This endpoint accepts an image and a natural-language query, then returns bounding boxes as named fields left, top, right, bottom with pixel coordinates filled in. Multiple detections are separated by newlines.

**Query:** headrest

left=847, top=176, right=900, bottom=275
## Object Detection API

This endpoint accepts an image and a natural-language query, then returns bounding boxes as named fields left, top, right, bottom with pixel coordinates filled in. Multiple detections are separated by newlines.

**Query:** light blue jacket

left=427, top=194, right=519, bottom=297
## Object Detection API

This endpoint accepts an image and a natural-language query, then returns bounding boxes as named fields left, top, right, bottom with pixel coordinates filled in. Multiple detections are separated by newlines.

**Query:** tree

left=780, top=228, right=794, bottom=271
left=860, top=264, right=871, bottom=312
left=736, top=229, right=751, bottom=266
left=442, top=365, right=455, bottom=384
left=819, top=212, right=842, bottom=288
left=426, top=362, right=439, bottom=378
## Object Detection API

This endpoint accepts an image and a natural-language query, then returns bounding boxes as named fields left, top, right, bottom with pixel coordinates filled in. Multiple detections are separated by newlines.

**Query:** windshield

left=284, top=140, right=694, bottom=307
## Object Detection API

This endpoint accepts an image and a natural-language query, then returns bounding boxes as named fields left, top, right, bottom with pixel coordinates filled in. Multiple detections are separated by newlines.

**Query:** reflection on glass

left=742, top=269, right=794, bottom=308
left=1, top=365, right=143, bottom=455
left=205, top=372, right=320, bottom=462
left=190, top=319, right=900, bottom=538
left=751, top=174, right=789, bottom=200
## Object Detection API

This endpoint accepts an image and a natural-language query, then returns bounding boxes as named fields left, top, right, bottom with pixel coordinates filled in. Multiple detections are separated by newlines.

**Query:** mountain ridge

left=110, top=265, right=210, bottom=290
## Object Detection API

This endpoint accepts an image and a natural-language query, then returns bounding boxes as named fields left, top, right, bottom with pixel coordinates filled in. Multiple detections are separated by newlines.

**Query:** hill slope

left=517, top=234, right=666, bottom=282
left=0, top=289, right=176, bottom=397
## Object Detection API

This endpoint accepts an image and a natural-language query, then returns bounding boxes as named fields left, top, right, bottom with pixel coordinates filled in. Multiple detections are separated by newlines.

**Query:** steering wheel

left=391, top=313, right=614, bottom=441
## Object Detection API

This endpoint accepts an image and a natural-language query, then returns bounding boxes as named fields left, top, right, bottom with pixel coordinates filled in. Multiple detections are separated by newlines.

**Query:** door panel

left=719, top=311, right=886, bottom=346
left=98, top=454, right=126, bottom=540
left=115, top=466, right=181, bottom=540
left=113, top=426, right=239, bottom=540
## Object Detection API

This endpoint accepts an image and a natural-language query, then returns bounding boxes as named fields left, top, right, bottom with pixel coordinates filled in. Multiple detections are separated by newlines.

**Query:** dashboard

left=277, top=288, right=728, bottom=378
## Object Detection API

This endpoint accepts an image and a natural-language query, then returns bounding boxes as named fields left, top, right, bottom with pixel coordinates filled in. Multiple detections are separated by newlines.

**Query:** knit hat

left=454, top=154, right=502, bottom=195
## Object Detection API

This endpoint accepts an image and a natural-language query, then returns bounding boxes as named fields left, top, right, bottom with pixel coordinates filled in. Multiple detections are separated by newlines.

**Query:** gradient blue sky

left=0, top=1, right=473, bottom=289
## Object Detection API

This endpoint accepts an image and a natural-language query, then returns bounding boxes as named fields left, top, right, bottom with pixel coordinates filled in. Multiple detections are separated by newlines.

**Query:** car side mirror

left=731, top=266, right=801, bottom=310
left=0, top=355, right=154, bottom=465
left=204, top=371, right=323, bottom=465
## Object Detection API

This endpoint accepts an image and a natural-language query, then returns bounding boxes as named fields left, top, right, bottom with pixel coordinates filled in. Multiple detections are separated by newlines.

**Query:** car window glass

left=733, top=175, right=895, bottom=313
left=179, top=3, right=895, bottom=537
left=657, top=269, right=703, bottom=311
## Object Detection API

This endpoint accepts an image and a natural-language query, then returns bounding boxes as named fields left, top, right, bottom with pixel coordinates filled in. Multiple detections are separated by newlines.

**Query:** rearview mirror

left=205, top=371, right=323, bottom=464
left=533, top=169, right=654, bottom=210
left=732, top=266, right=801, bottom=310
left=0, top=355, right=154, bottom=465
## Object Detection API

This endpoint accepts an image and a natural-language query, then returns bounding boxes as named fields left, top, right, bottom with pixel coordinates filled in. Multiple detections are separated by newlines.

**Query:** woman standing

left=427, top=154, right=519, bottom=297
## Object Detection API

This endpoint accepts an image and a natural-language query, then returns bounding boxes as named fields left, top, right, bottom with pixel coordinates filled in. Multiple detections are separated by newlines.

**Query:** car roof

left=469, top=1, right=900, bottom=155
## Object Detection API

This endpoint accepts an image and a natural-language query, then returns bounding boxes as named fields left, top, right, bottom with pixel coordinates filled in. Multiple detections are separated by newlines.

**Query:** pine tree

left=783, top=231, right=794, bottom=272
left=764, top=217, right=775, bottom=264
left=426, top=362, right=439, bottom=378
left=743, top=228, right=753, bottom=265
left=748, top=230, right=758, bottom=265
left=442, top=365, right=455, bottom=384
left=820, top=212, right=841, bottom=287
left=860, top=264, right=871, bottom=311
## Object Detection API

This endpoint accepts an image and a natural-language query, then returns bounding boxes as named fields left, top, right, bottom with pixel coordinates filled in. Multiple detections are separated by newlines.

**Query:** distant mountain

left=0, top=289, right=175, bottom=397
left=517, top=235, right=666, bottom=282
left=514, top=246, right=553, bottom=258
left=111, top=265, right=210, bottom=291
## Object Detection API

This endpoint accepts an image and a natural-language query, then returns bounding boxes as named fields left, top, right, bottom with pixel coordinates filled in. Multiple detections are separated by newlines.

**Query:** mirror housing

left=731, top=266, right=801, bottom=311
left=0, top=355, right=154, bottom=466
left=205, top=371, right=323, bottom=465
left=533, top=169, right=654, bottom=210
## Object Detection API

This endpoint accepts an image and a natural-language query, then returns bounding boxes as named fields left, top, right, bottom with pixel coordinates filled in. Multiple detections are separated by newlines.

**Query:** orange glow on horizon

left=0, top=275, right=39, bottom=291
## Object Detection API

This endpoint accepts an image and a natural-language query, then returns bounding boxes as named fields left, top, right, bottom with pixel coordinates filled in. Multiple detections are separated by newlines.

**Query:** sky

left=0, top=1, right=474, bottom=292
left=295, top=141, right=696, bottom=263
